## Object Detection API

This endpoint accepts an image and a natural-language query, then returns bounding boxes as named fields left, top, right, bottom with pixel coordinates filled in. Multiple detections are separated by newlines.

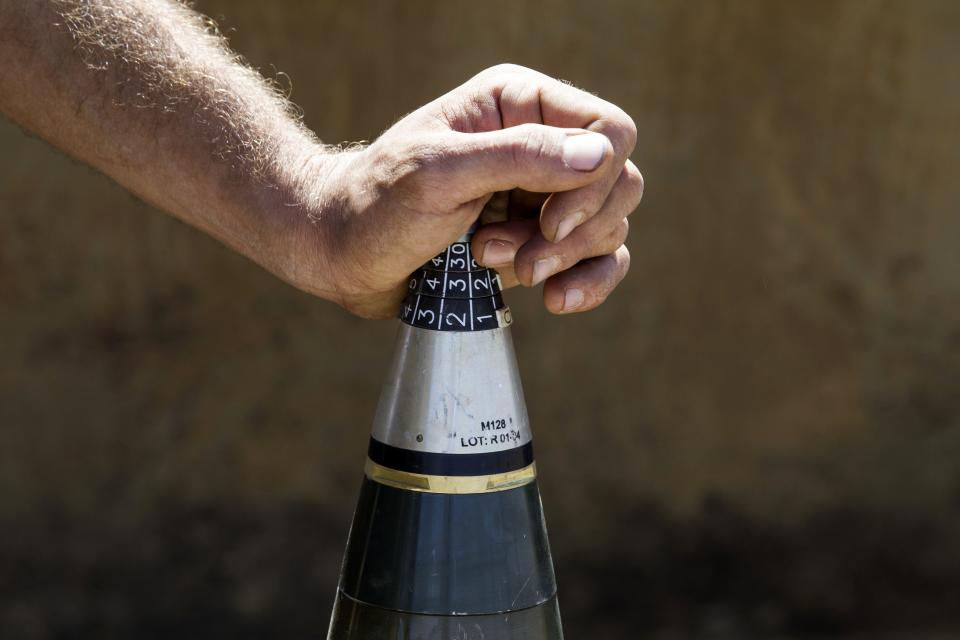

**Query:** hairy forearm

left=0, top=0, right=333, bottom=290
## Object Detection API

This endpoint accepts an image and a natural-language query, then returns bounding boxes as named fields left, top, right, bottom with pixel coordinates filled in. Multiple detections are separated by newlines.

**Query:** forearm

left=0, top=0, right=333, bottom=291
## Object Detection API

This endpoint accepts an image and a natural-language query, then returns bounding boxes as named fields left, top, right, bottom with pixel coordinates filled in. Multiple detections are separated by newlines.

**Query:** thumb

left=439, top=125, right=614, bottom=202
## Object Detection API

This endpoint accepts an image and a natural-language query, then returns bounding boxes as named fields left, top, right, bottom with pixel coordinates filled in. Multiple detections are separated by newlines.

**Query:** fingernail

left=554, top=211, right=586, bottom=243
left=563, top=288, right=585, bottom=311
left=562, top=133, right=608, bottom=171
left=532, top=256, right=562, bottom=285
left=482, top=239, right=515, bottom=266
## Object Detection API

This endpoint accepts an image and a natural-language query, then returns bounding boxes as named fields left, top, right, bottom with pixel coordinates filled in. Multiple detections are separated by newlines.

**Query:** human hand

left=303, top=64, right=643, bottom=319
left=2, top=5, right=640, bottom=321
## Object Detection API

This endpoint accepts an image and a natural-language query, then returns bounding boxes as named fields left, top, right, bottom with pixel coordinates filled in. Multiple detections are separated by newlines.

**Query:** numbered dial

left=408, top=268, right=504, bottom=300
left=400, top=241, right=512, bottom=332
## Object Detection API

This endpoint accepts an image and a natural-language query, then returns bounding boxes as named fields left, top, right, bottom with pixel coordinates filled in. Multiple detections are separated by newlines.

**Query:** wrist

left=267, top=142, right=364, bottom=305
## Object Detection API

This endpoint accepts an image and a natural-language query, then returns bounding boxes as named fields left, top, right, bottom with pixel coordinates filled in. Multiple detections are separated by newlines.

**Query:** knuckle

left=614, top=218, right=630, bottom=246
left=594, top=277, right=616, bottom=304
left=621, top=111, right=638, bottom=147
left=491, top=62, right=528, bottom=75
left=623, top=163, right=645, bottom=202
left=596, top=250, right=630, bottom=305
left=599, top=218, right=628, bottom=253
left=587, top=213, right=628, bottom=246
left=618, top=245, right=632, bottom=275
left=601, top=108, right=637, bottom=154
left=511, top=124, right=550, bottom=165
left=476, top=63, right=529, bottom=81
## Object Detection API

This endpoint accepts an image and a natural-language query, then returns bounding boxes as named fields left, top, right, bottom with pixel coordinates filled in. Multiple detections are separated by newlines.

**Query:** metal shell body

left=372, top=324, right=532, bottom=456
left=328, top=236, right=563, bottom=639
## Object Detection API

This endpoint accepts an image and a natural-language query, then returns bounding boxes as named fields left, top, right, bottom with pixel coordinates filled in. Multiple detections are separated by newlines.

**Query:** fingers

left=437, top=125, right=615, bottom=202
left=494, top=264, right=520, bottom=290
left=507, top=189, right=549, bottom=219
left=471, top=218, right=539, bottom=268
left=541, top=159, right=643, bottom=243
left=470, top=64, right=638, bottom=242
left=470, top=155, right=638, bottom=318
left=514, top=214, right=629, bottom=287
left=502, top=160, right=639, bottom=285
left=542, top=246, right=631, bottom=314
left=487, top=65, right=637, bottom=160
left=473, top=157, right=639, bottom=259
left=533, top=83, right=636, bottom=242
left=472, top=225, right=630, bottom=311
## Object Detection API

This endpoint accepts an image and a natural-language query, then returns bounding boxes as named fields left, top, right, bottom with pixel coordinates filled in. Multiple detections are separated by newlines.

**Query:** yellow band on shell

left=364, top=458, right=536, bottom=494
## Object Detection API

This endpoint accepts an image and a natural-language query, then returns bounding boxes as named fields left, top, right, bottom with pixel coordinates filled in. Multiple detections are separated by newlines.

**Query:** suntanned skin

left=0, top=0, right=642, bottom=319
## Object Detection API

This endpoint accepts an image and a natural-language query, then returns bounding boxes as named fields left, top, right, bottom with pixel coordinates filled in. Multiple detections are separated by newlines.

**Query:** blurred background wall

left=2, top=0, right=960, bottom=638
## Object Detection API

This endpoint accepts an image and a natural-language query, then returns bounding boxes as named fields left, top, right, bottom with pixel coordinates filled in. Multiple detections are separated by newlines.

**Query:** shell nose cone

left=371, top=324, right=532, bottom=458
